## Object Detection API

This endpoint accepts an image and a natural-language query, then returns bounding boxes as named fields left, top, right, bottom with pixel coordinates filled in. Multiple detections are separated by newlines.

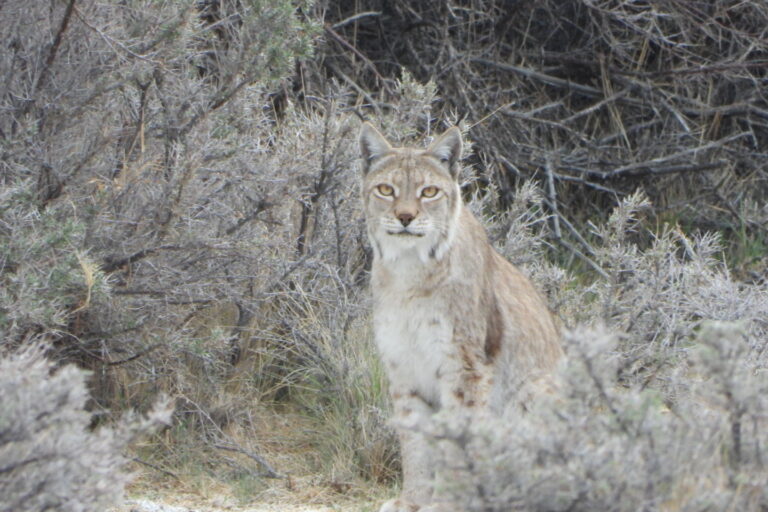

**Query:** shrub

left=0, top=345, right=171, bottom=512
left=0, top=184, right=110, bottom=354
left=416, top=191, right=768, bottom=511
left=425, top=322, right=768, bottom=512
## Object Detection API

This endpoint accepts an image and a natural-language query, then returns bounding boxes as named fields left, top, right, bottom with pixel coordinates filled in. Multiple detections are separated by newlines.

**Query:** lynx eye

left=421, top=186, right=440, bottom=198
left=376, top=184, right=394, bottom=197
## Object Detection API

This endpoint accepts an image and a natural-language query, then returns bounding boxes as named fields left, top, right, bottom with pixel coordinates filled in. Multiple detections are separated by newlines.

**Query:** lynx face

left=360, top=124, right=463, bottom=262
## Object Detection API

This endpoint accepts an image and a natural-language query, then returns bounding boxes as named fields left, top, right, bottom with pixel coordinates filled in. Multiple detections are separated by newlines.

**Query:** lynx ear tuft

left=359, top=122, right=392, bottom=174
left=427, top=127, right=463, bottom=178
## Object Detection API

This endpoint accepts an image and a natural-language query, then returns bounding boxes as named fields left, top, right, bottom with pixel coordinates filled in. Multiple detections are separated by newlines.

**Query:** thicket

left=320, top=0, right=768, bottom=272
left=0, top=0, right=767, bottom=509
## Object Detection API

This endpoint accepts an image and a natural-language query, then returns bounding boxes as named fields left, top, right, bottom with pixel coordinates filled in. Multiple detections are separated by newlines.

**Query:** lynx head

left=359, top=123, right=463, bottom=263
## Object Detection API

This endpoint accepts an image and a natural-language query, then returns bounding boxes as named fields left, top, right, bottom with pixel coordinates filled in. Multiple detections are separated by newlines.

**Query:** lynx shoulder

left=360, top=123, right=563, bottom=512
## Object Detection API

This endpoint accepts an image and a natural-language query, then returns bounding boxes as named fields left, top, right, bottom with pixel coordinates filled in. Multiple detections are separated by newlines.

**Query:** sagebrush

left=0, top=345, right=170, bottom=512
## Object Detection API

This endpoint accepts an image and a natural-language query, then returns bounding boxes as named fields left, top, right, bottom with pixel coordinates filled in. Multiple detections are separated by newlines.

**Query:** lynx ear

left=427, top=126, right=463, bottom=178
left=359, top=122, right=392, bottom=174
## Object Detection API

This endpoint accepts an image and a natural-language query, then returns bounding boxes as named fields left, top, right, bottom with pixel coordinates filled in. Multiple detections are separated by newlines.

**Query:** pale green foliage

left=391, top=70, right=440, bottom=139
left=583, top=192, right=768, bottom=367
left=483, top=187, right=767, bottom=367
left=0, top=345, right=171, bottom=512
left=423, top=193, right=768, bottom=511
left=0, top=187, right=110, bottom=340
left=423, top=322, right=768, bottom=511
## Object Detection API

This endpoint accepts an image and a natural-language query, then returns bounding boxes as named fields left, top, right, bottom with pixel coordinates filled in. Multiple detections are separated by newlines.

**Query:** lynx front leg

left=379, top=392, right=435, bottom=512
left=428, top=364, right=490, bottom=509
left=380, top=423, right=461, bottom=512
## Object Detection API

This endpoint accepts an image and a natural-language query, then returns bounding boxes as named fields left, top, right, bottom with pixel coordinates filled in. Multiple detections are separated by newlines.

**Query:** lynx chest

left=372, top=283, right=454, bottom=409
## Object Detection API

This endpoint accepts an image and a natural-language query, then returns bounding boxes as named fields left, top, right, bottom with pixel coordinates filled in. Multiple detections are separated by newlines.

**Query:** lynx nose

left=397, top=212, right=415, bottom=227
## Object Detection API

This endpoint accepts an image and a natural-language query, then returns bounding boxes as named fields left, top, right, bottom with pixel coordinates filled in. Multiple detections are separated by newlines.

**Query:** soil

left=115, top=498, right=356, bottom=512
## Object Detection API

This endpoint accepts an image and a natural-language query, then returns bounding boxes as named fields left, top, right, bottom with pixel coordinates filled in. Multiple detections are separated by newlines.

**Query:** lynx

left=359, top=123, right=563, bottom=512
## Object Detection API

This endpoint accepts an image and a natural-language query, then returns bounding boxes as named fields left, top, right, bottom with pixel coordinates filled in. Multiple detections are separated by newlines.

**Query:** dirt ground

left=112, top=465, right=384, bottom=512
left=114, top=481, right=380, bottom=512
left=115, top=498, right=363, bottom=512
left=115, top=449, right=385, bottom=511
left=113, top=405, right=390, bottom=512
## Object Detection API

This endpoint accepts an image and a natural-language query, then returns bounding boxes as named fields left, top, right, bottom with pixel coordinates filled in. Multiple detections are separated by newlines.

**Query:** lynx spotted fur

left=360, top=123, right=563, bottom=512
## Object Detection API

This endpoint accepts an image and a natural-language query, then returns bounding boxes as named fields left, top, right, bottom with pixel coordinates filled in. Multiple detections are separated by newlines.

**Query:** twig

left=36, top=0, right=77, bottom=94
left=107, top=343, right=161, bottom=366
left=472, top=58, right=604, bottom=98
left=556, top=238, right=609, bottom=280
left=332, top=11, right=381, bottom=30
left=562, top=89, right=630, bottom=125
left=544, top=156, right=562, bottom=240
left=180, top=78, right=252, bottom=136
left=213, top=444, right=283, bottom=479
left=612, top=162, right=723, bottom=178
left=102, top=245, right=183, bottom=273
left=18, top=0, right=77, bottom=118
left=554, top=209, right=600, bottom=259
left=73, top=5, right=160, bottom=64
left=607, top=133, right=749, bottom=177
left=224, top=198, right=272, bottom=236
left=500, top=108, right=592, bottom=145
left=325, top=62, right=384, bottom=119
left=618, top=60, right=768, bottom=78
left=130, top=457, right=181, bottom=481
left=552, top=171, right=619, bottom=195
left=324, top=25, right=388, bottom=87
left=174, top=396, right=283, bottom=479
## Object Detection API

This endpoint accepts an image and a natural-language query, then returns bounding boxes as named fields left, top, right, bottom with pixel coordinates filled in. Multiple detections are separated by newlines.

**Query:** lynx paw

left=378, top=498, right=420, bottom=512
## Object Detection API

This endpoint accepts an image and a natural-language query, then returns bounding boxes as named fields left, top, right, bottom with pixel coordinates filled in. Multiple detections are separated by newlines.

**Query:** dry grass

left=127, top=405, right=386, bottom=511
